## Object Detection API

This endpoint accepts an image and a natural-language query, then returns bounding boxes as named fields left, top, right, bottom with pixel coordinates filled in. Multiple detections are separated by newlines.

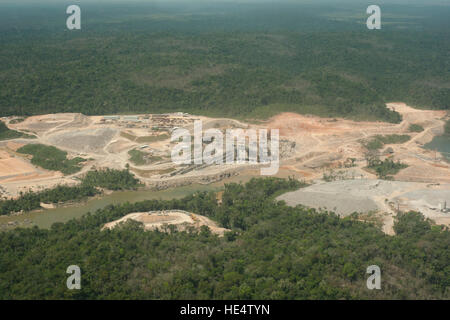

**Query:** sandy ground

left=0, top=142, right=65, bottom=198
left=102, top=210, right=229, bottom=236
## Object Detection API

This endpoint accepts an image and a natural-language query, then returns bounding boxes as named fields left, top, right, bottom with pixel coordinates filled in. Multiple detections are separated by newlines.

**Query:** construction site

left=102, top=210, right=230, bottom=236
left=0, top=102, right=449, bottom=233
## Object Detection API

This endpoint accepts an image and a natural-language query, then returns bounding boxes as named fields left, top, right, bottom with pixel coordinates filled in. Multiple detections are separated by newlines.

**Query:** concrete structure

left=440, top=201, right=449, bottom=213
left=103, top=115, right=120, bottom=120
left=123, top=116, right=140, bottom=122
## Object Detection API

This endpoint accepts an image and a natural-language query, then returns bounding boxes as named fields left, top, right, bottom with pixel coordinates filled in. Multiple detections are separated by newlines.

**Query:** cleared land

left=46, top=128, right=117, bottom=154
left=277, top=183, right=379, bottom=215
left=102, top=210, right=230, bottom=236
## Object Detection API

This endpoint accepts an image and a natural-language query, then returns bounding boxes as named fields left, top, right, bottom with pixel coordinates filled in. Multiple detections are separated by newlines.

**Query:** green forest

left=0, top=2, right=449, bottom=122
left=82, top=168, right=141, bottom=191
left=0, top=121, right=34, bottom=141
left=0, top=169, right=140, bottom=215
left=17, top=144, right=86, bottom=175
left=0, top=178, right=448, bottom=299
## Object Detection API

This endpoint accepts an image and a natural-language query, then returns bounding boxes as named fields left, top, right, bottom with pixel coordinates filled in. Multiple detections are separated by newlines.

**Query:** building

left=103, top=115, right=120, bottom=121
left=123, top=115, right=140, bottom=122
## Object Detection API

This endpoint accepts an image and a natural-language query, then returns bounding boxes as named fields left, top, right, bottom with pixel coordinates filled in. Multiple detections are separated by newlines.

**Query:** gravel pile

left=46, top=128, right=117, bottom=153
left=277, top=189, right=378, bottom=216
left=276, top=179, right=410, bottom=216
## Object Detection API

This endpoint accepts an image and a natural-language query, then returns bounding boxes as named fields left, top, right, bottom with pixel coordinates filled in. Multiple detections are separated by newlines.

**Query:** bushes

left=128, top=149, right=148, bottom=166
left=394, top=211, right=432, bottom=237
left=82, top=168, right=141, bottom=191
left=17, top=144, right=85, bottom=175
left=367, top=158, right=408, bottom=180
left=409, top=124, right=424, bottom=133
left=363, top=134, right=411, bottom=151
left=0, top=121, right=34, bottom=141
left=0, top=185, right=98, bottom=215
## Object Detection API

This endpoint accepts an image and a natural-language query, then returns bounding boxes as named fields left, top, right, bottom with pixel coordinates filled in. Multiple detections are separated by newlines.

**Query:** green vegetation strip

left=128, top=149, right=163, bottom=166
left=17, top=144, right=85, bottom=175
left=408, top=124, right=424, bottom=133
left=8, top=118, right=25, bottom=124
left=367, top=158, right=408, bottom=180
left=0, top=121, right=35, bottom=141
left=136, top=134, right=169, bottom=143
left=0, top=169, right=140, bottom=215
left=128, top=149, right=147, bottom=166
left=121, top=132, right=169, bottom=143
left=363, top=134, right=411, bottom=151
left=445, top=120, right=450, bottom=136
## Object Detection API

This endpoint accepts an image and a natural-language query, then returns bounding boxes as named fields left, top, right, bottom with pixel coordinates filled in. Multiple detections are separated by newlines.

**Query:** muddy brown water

left=424, top=135, right=450, bottom=161
left=0, top=175, right=254, bottom=230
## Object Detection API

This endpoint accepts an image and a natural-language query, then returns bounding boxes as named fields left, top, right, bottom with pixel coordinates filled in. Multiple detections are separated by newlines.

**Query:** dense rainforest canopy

left=0, top=178, right=448, bottom=299
left=0, top=2, right=449, bottom=122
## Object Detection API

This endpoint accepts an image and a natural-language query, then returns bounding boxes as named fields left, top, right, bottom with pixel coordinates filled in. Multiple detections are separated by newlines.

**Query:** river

left=424, top=134, right=450, bottom=161
left=0, top=174, right=254, bottom=230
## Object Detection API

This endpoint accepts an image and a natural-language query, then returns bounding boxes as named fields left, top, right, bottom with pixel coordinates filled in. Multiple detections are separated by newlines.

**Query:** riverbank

left=424, top=118, right=450, bottom=162
left=0, top=174, right=255, bottom=230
